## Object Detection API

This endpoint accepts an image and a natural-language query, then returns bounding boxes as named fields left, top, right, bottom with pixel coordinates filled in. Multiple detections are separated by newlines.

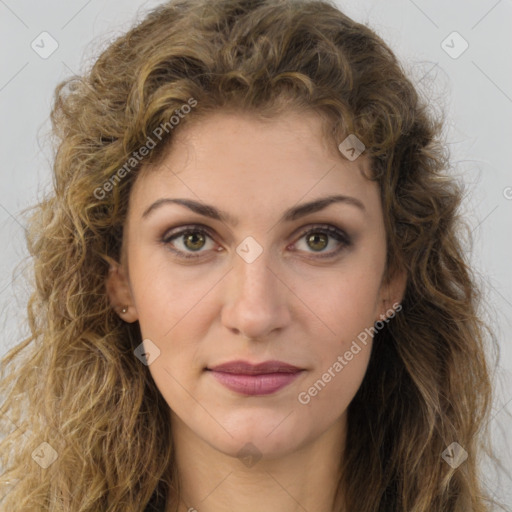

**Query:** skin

left=106, top=110, right=406, bottom=512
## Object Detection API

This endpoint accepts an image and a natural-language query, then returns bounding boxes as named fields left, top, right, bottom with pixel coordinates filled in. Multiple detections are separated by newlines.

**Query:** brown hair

left=0, top=0, right=506, bottom=510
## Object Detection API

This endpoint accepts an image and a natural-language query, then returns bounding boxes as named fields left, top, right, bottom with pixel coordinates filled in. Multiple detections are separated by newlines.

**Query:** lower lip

left=208, top=370, right=303, bottom=396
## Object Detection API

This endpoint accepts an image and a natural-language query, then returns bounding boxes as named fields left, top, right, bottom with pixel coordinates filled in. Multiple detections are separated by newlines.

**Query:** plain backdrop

left=1, top=0, right=511, bottom=507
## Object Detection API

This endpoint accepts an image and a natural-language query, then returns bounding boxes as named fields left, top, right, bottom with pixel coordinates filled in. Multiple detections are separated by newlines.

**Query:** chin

left=200, top=413, right=309, bottom=461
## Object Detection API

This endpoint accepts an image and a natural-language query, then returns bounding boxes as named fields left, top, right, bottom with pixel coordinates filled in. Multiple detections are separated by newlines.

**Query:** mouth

left=206, top=360, right=305, bottom=396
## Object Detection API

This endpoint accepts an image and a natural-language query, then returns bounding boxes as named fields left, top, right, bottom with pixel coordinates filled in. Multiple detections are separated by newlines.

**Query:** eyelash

left=161, top=224, right=352, bottom=260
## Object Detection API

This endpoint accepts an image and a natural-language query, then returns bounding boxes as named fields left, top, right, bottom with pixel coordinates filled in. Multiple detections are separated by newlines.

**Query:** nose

left=221, top=245, right=291, bottom=341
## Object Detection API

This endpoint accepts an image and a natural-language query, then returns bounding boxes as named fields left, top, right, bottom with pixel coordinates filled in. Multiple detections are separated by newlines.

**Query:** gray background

left=1, top=0, right=511, bottom=506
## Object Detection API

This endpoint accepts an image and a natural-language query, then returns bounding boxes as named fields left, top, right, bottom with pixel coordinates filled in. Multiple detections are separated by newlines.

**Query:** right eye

left=161, top=225, right=218, bottom=259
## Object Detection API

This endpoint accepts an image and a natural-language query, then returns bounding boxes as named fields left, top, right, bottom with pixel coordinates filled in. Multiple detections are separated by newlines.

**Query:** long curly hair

left=0, top=0, right=506, bottom=510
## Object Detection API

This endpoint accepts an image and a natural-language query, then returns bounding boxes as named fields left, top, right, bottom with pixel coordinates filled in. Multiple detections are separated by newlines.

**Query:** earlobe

left=105, top=262, right=139, bottom=323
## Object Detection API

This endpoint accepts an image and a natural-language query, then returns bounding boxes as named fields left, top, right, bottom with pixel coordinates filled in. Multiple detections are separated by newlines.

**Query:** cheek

left=298, top=258, right=384, bottom=350
left=128, top=248, right=216, bottom=342
left=293, top=269, right=380, bottom=419
left=127, top=253, right=222, bottom=402
left=332, top=269, right=382, bottom=340
left=292, top=257, right=383, bottom=408
left=297, top=343, right=371, bottom=419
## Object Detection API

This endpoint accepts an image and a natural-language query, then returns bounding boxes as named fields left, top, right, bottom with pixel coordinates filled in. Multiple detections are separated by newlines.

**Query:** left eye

left=161, top=224, right=351, bottom=260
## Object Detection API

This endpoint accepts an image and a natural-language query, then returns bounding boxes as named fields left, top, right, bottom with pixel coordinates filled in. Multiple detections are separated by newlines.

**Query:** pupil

left=308, top=233, right=327, bottom=251
left=186, top=233, right=204, bottom=251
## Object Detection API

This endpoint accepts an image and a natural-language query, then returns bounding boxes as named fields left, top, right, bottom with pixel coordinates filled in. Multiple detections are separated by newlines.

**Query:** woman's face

left=107, top=110, right=405, bottom=460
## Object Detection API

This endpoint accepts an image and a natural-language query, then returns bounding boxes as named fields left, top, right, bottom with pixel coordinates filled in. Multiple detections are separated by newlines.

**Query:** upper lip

left=208, top=360, right=303, bottom=375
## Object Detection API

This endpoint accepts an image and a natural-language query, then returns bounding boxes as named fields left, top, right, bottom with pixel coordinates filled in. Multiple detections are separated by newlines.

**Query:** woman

left=0, top=0, right=505, bottom=510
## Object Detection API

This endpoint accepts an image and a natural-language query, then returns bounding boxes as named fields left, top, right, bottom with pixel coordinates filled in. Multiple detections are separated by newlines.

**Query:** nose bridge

left=222, top=236, right=289, bottom=339
left=233, top=239, right=279, bottom=304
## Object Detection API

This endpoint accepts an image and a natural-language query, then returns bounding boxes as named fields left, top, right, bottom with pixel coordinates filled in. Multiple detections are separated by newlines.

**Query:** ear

left=105, top=260, right=139, bottom=323
left=375, top=266, right=407, bottom=323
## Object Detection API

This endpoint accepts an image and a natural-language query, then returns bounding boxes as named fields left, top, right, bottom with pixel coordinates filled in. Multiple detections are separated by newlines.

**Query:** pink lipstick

left=207, top=360, right=304, bottom=396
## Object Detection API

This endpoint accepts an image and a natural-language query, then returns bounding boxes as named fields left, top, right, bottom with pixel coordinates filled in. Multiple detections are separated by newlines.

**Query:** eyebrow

left=141, top=194, right=365, bottom=226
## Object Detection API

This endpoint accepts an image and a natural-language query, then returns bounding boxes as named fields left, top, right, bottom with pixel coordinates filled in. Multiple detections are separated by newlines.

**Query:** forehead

left=129, top=110, right=378, bottom=218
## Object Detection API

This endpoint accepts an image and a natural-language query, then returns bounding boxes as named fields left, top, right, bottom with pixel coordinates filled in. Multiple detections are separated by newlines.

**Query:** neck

left=166, top=415, right=347, bottom=512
